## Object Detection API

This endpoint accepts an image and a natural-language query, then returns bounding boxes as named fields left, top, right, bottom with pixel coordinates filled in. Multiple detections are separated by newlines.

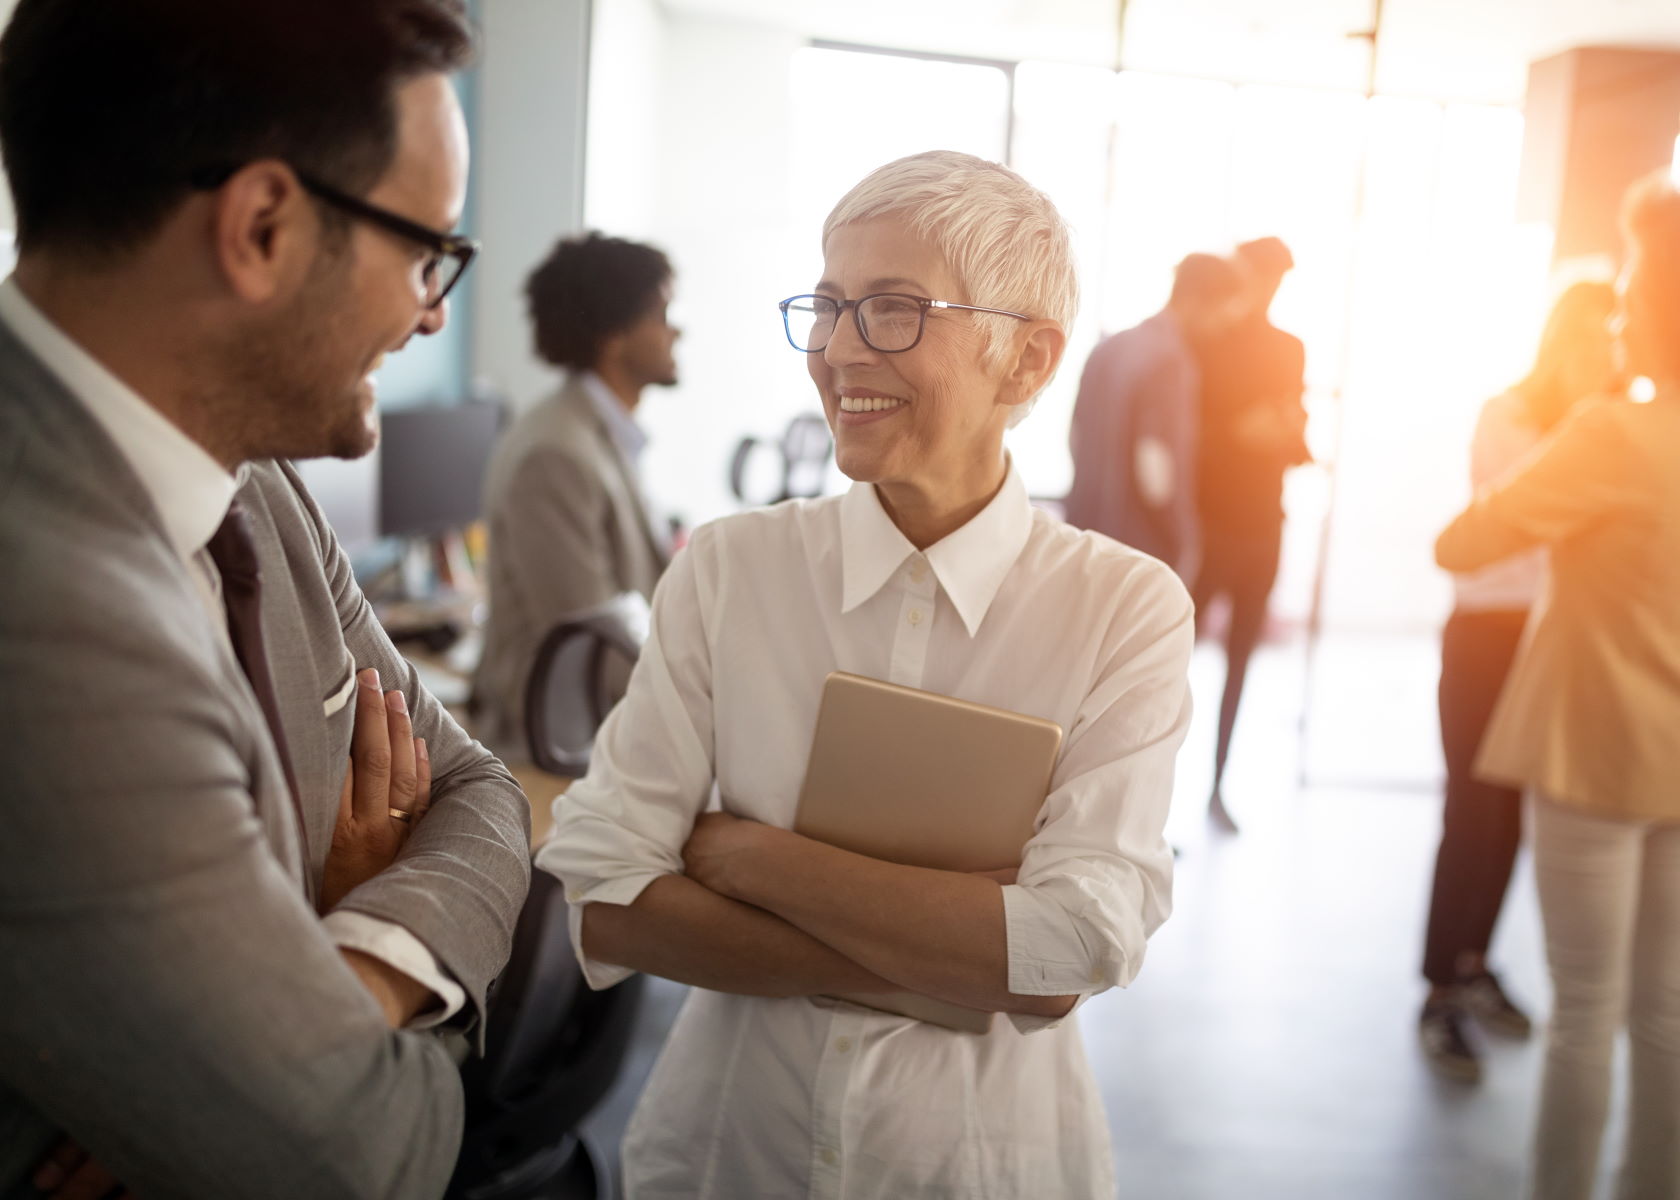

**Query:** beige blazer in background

left=1436, top=394, right=1680, bottom=822
left=472, top=376, right=670, bottom=754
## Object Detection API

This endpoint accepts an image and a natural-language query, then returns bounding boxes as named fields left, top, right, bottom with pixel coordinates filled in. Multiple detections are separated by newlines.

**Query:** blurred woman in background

left=1419, top=279, right=1621, bottom=1082
left=1435, top=173, right=1680, bottom=1200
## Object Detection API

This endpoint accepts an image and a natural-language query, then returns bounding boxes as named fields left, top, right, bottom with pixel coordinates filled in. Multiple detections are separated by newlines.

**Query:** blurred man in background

left=1191, top=237, right=1312, bottom=831
left=472, top=232, right=678, bottom=756
left=1065, top=252, right=1247, bottom=581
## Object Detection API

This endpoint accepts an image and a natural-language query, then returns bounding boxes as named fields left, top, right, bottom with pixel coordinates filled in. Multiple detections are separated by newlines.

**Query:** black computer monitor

left=377, top=398, right=505, bottom=538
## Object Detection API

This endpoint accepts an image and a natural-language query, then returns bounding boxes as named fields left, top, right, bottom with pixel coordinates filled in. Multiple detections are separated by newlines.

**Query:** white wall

left=471, top=0, right=593, bottom=411
left=587, top=6, right=817, bottom=528
left=585, top=0, right=663, bottom=237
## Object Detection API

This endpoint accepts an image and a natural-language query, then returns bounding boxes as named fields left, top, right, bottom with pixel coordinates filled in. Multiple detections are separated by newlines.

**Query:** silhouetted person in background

left=1436, top=174, right=1680, bottom=1200
left=471, top=232, right=678, bottom=756
left=1065, top=253, right=1246, bottom=581
left=1418, top=280, right=1619, bottom=1084
left=1190, top=237, right=1310, bottom=831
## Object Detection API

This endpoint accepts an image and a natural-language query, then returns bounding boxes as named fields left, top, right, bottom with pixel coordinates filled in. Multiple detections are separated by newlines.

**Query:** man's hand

left=320, top=668, right=431, bottom=912
left=31, top=1137, right=135, bottom=1200
left=681, top=811, right=786, bottom=900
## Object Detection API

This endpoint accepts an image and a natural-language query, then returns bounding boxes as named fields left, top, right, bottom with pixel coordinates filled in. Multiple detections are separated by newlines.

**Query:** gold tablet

left=793, top=671, right=1064, bottom=1032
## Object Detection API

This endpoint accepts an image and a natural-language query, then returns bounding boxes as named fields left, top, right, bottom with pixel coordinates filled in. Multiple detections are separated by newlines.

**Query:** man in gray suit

left=471, top=233, right=678, bottom=755
left=0, top=1, right=530, bottom=1197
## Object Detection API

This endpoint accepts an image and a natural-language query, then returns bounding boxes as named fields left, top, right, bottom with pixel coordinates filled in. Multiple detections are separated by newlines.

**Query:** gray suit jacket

left=0, top=320, right=531, bottom=1198
left=471, top=376, right=669, bottom=752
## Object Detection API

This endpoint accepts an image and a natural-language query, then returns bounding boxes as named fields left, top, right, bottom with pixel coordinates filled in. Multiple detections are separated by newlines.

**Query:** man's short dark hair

left=0, top=0, right=473, bottom=259
left=525, top=232, right=673, bottom=371
left=1169, top=252, right=1245, bottom=308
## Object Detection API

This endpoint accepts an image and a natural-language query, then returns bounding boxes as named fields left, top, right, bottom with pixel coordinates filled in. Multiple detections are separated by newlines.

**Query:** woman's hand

left=681, top=811, right=785, bottom=901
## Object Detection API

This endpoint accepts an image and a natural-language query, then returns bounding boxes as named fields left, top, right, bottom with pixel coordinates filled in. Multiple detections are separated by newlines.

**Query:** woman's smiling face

left=808, top=216, right=1019, bottom=504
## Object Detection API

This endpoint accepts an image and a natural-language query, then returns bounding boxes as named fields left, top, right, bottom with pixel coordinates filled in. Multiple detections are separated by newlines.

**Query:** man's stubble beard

left=213, top=246, right=376, bottom=464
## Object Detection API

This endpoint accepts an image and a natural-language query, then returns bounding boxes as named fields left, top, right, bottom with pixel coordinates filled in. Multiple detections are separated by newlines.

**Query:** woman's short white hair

left=821, top=150, right=1078, bottom=421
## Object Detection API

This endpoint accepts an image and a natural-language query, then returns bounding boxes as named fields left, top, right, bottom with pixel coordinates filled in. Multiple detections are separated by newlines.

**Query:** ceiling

left=659, top=0, right=1680, bottom=104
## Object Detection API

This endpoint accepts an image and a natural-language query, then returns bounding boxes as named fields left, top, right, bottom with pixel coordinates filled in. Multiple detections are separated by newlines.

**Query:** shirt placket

left=806, top=1005, right=865, bottom=1199
left=887, top=555, right=937, bottom=689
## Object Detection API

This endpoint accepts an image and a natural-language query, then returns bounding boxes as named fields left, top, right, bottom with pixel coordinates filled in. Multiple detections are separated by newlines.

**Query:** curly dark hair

left=0, top=0, right=473, bottom=259
left=525, top=232, right=673, bottom=371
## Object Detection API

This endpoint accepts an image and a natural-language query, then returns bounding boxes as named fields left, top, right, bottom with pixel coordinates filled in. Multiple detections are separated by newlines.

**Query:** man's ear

left=1000, top=319, right=1067, bottom=411
left=595, top=326, right=627, bottom=374
left=208, top=161, right=316, bottom=305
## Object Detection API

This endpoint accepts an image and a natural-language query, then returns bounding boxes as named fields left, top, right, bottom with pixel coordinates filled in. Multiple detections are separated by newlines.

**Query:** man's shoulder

left=492, top=388, right=615, bottom=483
left=1082, top=319, right=1184, bottom=387
left=0, top=432, right=211, bottom=683
left=1259, top=322, right=1305, bottom=363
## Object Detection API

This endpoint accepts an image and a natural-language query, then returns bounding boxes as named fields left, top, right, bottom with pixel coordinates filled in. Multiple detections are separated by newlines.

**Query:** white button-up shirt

left=538, top=462, right=1192, bottom=1199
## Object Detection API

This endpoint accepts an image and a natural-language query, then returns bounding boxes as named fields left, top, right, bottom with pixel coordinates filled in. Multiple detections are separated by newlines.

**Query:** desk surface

left=508, top=761, right=569, bottom=849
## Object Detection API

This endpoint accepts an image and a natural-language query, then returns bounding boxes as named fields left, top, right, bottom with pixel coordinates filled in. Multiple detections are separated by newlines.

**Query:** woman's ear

left=999, top=319, right=1066, bottom=410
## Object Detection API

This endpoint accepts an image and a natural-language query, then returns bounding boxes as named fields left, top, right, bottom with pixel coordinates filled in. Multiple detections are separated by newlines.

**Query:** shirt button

left=834, top=1036, right=853, bottom=1054
left=907, top=608, right=923, bottom=626
left=820, top=1147, right=839, bottom=1166
left=909, top=562, right=928, bottom=583
left=1089, top=968, right=1103, bottom=984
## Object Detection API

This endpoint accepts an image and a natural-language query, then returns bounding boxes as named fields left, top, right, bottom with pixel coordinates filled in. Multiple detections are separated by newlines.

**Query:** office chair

left=727, top=411, right=832, bottom=506
left=445, top=594, right=654, bottom=1200
left=446, top=871, right=646, bottom=1200
left=523, top=592, right=651, bottom=778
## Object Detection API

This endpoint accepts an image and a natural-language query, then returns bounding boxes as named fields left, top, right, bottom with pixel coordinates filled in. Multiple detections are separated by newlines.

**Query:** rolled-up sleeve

left=534, top=532, right=718, bottom=990
left=1000, top=563, right=1193, bottom=1033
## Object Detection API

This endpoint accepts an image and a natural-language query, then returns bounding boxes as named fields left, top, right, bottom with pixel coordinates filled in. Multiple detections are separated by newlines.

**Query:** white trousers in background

left=1528, top=794, right=1680, bottom=1200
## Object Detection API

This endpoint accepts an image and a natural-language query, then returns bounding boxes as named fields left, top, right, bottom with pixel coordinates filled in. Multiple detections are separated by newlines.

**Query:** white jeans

left=1528, top=794, right=1680, bottom=1200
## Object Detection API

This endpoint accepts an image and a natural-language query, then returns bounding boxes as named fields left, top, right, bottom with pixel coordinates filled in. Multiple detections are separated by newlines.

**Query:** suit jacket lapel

left=0, top=320, right=311, bottom=892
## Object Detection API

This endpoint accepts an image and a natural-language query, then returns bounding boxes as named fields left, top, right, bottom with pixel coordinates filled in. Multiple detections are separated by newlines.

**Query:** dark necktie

left=207, top=502, right=313, bottom=892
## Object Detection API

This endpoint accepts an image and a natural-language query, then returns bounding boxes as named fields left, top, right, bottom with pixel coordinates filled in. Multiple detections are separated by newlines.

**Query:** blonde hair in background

left=822, top=150, right=1079, bottom=424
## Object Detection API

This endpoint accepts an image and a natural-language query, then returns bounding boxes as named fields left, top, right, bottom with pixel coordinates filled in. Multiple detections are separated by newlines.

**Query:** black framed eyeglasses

left=189, top=164, right=478, bottom=309
left=778, top=292, right=1032, bottom=354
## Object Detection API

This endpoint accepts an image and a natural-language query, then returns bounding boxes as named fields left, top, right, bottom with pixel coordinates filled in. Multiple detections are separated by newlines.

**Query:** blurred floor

left=577, top=630, right=1622, bottom=1199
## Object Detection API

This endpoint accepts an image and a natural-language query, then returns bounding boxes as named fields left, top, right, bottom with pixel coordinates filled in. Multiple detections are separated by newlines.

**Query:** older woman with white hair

left=538, top=150, right=1193, bottom=1198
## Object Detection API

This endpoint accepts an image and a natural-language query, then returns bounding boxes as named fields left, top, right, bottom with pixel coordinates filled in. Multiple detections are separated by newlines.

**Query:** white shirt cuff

left=1000, top=881, right=1128, bottom=1034
left=531, top=853, right=667, bottom=991
left=323, top=911, right=467, bottom=1030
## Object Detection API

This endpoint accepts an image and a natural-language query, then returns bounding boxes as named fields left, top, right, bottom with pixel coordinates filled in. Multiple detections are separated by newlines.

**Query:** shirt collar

left=0, top=277, right=237, bottom=561
left=578, top=369, right=648, bottom=464
left=839, top=459, right=1034, bottom=638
